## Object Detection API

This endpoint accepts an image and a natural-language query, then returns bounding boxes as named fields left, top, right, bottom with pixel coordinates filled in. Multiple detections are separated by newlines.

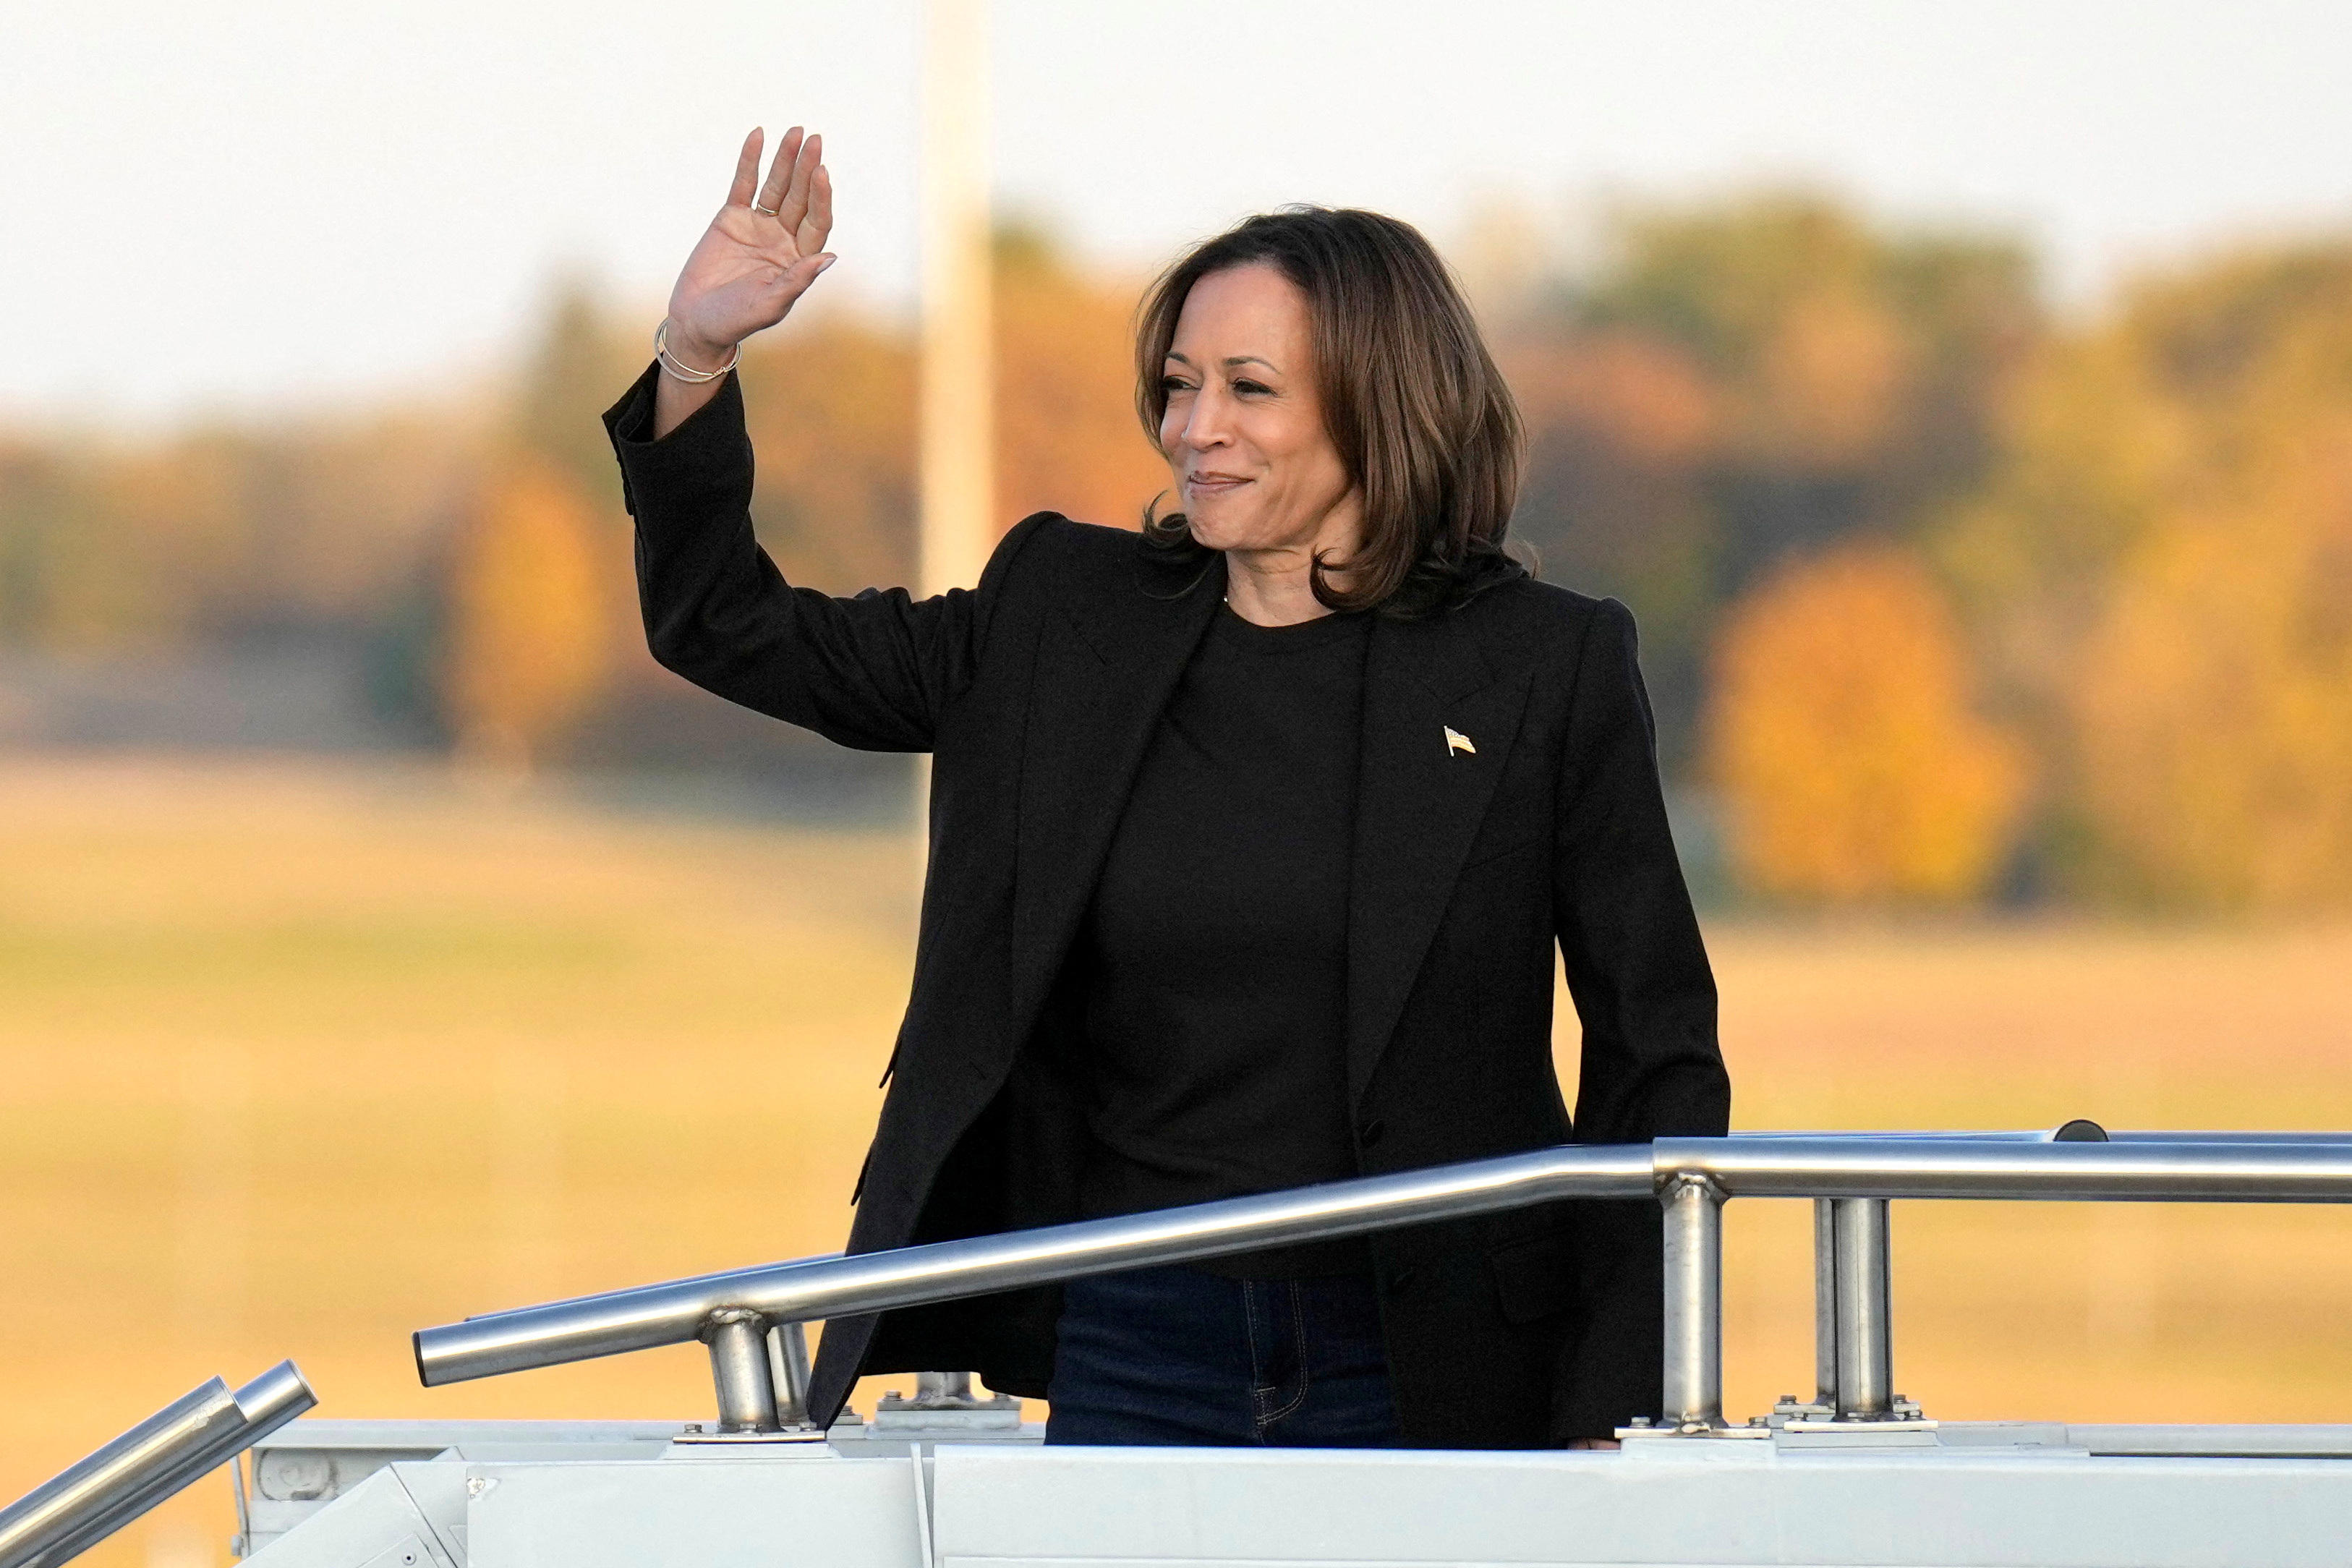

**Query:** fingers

left=776, top=131, right=822, bottom=236
left=798, top=161, right=833, bottom=257
left=728, top=127, right=764, bottom=208
left=756, top=127, right=806, bottom=215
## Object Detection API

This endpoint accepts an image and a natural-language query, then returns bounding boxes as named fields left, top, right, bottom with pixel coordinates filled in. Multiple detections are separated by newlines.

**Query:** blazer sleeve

left=1548, top=595, right=1731, bottom=1441
left=603, top=363, right=1044, bottom=753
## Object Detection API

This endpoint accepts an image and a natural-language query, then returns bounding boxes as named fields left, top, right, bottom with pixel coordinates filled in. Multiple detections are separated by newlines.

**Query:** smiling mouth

left=1185, top=473, right=1251, bottom=496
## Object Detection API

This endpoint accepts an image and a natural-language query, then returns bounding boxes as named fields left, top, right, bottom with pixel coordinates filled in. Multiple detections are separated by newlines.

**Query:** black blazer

left=605, top=367, right=1729, bottom=1446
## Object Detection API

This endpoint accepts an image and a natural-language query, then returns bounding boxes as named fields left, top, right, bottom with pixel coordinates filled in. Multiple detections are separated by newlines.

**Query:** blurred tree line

left=2, top=196, right=2348, bottom=910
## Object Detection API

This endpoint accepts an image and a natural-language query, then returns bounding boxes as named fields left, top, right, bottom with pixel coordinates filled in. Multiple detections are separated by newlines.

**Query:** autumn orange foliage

left=9, top=209, right=2352, bottom=911
left=1945, top=245, right=2352, bottom=907
left=738, top=314, right=919, bottom=593
left=440, top=456, right=613, bottom=772
left=1707, top=542, right=2029, bottom=903
left=2075, top=440, right=2352, bottom=908
left=992, top=227, right=1167, bottom=531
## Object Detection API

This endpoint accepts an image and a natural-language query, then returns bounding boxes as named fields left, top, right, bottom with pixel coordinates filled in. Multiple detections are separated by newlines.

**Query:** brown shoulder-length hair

left=1135, top=205, right=1527, bottom=615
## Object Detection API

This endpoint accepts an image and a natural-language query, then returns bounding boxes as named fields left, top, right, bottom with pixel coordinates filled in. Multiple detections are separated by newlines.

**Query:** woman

left=606, top=126, right=1729, bottom=1449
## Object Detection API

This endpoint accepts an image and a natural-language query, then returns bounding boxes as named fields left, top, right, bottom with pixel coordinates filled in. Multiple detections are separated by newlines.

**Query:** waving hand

left=652, top=127, right=835, bottom=433
left=665, top=126, right=835, bottom=367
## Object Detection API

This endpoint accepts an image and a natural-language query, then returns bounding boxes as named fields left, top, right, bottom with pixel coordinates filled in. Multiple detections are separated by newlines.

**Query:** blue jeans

left=1044, top=1264, right=1403, bottom=1446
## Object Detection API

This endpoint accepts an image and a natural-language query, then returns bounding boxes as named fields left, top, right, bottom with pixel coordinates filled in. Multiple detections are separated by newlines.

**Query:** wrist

left=662, top=320, right=736, bottom=373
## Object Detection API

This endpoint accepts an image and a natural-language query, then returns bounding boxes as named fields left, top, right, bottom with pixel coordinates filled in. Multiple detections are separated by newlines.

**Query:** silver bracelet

left=654, top=319, right=741, bottom=384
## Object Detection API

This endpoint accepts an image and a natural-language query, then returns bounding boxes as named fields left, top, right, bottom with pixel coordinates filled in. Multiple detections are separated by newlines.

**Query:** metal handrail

left=1757, top=1128, right=2352, bottom=1146
left=1744, top=1123, right=2108, bottom=1141
left=2101, top=1130, right=2352, bottom=1143
left=1648, top=1135, right=2352, bottom=1434
left=0, top=1363, right=313, bottom=1568
left=1653, top=1135, right=2352, bottom=1199
left=416, top=1141, right=1656, bottom=1386
left=412, top=1130, right=2352, bottom=1438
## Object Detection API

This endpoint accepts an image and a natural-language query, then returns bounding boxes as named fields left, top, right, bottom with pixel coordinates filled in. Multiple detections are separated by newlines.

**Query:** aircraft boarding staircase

left=9, top=1125, right=2352, bottom=1568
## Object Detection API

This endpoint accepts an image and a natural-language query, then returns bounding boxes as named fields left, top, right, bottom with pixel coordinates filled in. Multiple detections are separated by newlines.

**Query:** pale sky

left=7, top=0, right=2351, bottom=426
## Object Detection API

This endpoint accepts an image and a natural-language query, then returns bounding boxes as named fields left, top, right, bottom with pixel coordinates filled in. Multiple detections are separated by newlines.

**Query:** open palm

left=665, top=127, right=835, bottom=364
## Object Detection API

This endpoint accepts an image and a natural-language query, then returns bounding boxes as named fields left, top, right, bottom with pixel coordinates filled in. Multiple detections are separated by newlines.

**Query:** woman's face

left=1159, top=263, right=1360, bottom=561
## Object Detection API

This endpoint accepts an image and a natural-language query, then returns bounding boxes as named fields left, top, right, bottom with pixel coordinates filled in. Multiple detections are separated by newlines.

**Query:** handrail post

left=1660, top=1172, right=1726, bottom=1431
left=1831, top=1197, right=1893, bottom=1419
left=917, top=1371, right=974, bottom=1404
left=1812, top=1199, right=1838, bottom=1408
left=702, top=1311, right=779, bottom=1433
left=767, top=1321, right=815, bottom=1429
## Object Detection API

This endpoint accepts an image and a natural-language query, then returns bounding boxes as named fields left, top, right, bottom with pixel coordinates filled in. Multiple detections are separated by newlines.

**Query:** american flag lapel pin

left=1444, top=726, right=1476, bottom=757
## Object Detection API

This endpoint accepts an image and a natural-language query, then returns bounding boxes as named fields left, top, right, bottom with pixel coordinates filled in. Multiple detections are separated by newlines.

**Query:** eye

left=1159, top=374, right=1194, bottom=395
left=1232, top=377, right=1272, bottom=397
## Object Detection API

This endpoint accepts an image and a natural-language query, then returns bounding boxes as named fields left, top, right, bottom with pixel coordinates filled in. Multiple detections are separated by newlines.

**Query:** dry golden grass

left=1, top=754, right=2348, bottom=1565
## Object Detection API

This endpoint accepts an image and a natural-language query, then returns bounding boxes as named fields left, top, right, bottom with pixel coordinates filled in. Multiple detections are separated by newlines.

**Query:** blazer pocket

left=1488, top=1231, right=1577, bottom=1325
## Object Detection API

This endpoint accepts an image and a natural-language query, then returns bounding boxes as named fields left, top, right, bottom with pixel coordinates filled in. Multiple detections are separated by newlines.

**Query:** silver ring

left=751, top=201, right=779, bottom=216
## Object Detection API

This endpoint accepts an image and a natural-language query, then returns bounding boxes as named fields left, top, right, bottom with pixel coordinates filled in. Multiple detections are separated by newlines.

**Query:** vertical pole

left=228, top=1451, right=252, bottom=1559
left=916, top=1371, right=975, bottom=1405
left=1659, top=1173, right=1725, bottom=1430
left=1812, top=1198, right=1838, bottom=1408
left=1831, top=1198, right=1893, bottom=1419
left=704, top=1311, right=780, bottom=1433
left=767, top=1321, right=814, bottom=1429
left=918, top=0, right=994, bottom=599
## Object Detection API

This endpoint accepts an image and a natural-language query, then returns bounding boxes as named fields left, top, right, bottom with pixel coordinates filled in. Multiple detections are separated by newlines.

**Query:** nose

left=1171, top=383, right=1234, bottom=453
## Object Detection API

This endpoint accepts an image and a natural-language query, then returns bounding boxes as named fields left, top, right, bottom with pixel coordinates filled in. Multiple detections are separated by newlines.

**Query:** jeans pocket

left=1245, top=1281, right=1311, bottom=1431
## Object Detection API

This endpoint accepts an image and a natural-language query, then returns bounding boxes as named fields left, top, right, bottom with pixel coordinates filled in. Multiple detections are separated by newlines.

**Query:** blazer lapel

left=1345, top=610, right=1530, bottom=1105
left=1007, top=547, right=1225, bottom=1025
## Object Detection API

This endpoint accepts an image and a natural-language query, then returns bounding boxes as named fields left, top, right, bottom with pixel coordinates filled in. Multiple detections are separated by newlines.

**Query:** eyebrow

left=1166, top=351, right=1281, bottom=372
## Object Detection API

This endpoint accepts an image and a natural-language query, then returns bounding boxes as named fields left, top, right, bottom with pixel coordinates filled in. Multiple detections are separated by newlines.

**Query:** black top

left=1075, top=605, right=1371, bottom=1276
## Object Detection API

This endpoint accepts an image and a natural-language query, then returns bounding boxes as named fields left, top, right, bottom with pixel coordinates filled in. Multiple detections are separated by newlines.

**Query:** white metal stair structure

left=232, top=1414, right=2352, bottom=1568
left=14, top=1126, right=2352, bottom=1568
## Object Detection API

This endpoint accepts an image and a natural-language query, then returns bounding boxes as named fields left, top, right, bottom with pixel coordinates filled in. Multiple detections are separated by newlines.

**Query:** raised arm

left=605, top=125, right=1026, bottom=754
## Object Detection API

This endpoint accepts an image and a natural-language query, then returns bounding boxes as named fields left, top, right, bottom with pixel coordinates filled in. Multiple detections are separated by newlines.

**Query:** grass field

left=3, top=754, right=2350, bottom=1566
